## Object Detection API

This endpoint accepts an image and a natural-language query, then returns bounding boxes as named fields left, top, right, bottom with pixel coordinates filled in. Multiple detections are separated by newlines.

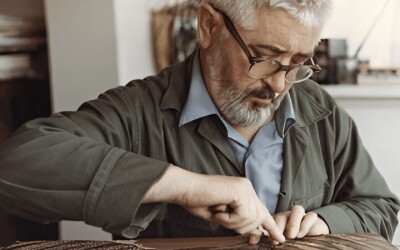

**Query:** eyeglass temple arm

left=220, top=14, right=256, bottom=65
left=310, top=58, right=321, bottom=72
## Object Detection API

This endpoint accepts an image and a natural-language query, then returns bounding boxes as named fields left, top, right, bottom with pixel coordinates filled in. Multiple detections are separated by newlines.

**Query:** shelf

left=322, top=84, right=400, bottom=99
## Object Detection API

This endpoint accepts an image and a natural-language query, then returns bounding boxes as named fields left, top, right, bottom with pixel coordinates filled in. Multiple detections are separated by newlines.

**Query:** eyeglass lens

left=248, top=60, right=314, bottom=83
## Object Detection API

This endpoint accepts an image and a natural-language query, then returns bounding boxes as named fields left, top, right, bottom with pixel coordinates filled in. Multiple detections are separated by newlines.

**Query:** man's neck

left=228, top=112, right=275, bottom=143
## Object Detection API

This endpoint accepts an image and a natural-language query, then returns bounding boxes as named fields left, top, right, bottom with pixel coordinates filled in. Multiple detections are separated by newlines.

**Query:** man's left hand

left=274, top=205, right=329, bottom=239
left=251, top=205, right=329, bottom=245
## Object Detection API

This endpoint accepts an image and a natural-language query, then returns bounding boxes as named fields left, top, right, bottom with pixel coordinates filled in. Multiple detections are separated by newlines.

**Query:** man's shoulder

left=290, top=80, right=336, bottom=108
left=125, top=67, right=175, bottom=97
left=104, top=61, right=189, bottom=106
left=291, top=80, right=328, bottom=98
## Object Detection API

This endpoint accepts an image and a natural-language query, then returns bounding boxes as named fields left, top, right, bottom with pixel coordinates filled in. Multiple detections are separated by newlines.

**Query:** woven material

left=2, top=234, right=397, bottom=250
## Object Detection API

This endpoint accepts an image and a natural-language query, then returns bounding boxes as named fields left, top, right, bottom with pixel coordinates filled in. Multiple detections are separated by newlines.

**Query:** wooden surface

left=1, top=233, right=398, bottom=250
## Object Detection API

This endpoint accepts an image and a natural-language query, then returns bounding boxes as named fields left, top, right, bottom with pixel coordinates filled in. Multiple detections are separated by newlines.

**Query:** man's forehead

left=252, top=43, right=316, bottom=57
left=248, top=9, right=323, bottom=55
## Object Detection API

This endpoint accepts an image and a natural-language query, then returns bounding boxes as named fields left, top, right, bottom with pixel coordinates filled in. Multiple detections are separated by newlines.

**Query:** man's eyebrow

left=252, top=44, right=314, bottom=58
left=252, top=44, right=287, bottom=54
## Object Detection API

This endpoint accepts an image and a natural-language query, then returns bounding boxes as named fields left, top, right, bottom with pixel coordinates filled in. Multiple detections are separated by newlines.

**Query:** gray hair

left=204, top=0, right=332, bottom=29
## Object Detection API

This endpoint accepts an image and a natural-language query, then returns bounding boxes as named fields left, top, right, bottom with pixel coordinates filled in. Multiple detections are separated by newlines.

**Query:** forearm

left=143, top=164, right=239, bottom=206
left=142, top=164, right=189, bottom=204
left=313, top=199, right=399, bottom=241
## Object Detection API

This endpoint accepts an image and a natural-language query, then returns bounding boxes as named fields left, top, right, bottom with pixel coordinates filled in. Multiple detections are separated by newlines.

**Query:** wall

left=322, top=0, right=400, bottom=67
left=113, top=0, right=155, bottom=85
left=45, top=0, right=119, bottom=112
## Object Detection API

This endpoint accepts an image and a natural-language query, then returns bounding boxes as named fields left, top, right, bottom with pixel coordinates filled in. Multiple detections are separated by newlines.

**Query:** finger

left=233, top=219, right=261, bottom=235
left=228, top=216, right=257, bottom=231
left=186, top=206, right=213, bottom=221
left=308, top=217, right=330, bottom=236
left=212, top=199, right=254, bottom=227
left=261, top=212, right=286, bottom=244
left=274, top=212, right=289, bottom=234
left=285, top=205, right=305, bottom=239
left=298, top=212, right=318, bottom=238
left=210, top=204, right=229, bottom=214
left=248, top=229, right=262, bottom=245
left=272, top=240, right=280, bottom=246
left=257, top=225, right=269, bottom=237
left=212, top=211, right=253, bottom=229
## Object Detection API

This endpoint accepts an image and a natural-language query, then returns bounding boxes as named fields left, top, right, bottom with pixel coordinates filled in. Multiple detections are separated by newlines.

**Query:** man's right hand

left=143, top=165, right=285, bottom=245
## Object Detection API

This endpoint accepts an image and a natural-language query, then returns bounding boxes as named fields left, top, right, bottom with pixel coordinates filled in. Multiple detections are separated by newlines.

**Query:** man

left=0, top=0, right=399, bottom=246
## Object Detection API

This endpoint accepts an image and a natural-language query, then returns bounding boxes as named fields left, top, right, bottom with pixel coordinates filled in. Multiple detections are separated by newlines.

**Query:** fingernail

left=273, top=240, right=279, bottom=246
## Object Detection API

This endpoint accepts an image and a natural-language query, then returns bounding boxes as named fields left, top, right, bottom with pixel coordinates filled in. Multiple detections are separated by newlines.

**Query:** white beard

left=217, top=82, right=292, bottom=127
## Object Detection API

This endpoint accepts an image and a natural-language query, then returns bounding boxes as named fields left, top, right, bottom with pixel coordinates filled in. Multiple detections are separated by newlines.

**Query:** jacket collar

left=160, top=51, right=196, bottom=113
left=276, top=82, right=331, bottom=133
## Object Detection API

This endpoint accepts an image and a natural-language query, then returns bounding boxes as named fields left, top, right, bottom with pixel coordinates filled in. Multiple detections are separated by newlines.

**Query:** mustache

left=246, top=86, right=276, bottom=101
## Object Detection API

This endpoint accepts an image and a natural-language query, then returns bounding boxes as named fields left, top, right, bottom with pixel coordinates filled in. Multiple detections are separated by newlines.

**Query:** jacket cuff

left=83, top=148, right=169, bottom=236
left=313, top=204, right=364, bottom=234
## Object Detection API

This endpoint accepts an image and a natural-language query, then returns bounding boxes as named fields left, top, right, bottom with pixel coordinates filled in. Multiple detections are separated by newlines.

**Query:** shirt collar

left=179, top=52, right=220, bottom=126
left=179, top=52, right=296, bottom=137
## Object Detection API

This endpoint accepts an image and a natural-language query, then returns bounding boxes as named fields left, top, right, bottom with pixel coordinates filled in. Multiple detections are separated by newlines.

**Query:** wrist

left=142, top=164, right=199, bottom=205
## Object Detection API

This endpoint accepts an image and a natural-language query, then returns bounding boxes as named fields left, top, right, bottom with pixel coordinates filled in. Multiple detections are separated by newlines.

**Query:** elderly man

left=0, top=0, right=398, bottom=245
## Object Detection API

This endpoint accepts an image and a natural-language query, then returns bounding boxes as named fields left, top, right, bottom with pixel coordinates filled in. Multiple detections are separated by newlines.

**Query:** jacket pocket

left=292, top=188, right=324, bottom=211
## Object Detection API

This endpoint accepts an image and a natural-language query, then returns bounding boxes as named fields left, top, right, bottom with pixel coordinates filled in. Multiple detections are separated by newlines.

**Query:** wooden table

left=1, top=233, right=398, bottom=250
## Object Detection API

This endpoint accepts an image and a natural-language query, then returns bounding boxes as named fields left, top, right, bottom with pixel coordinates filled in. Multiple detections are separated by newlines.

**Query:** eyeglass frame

left=214, top=7, right=322, bottom=82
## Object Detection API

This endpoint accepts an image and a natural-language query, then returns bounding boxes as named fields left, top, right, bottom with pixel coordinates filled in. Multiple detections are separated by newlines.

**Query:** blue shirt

left=179, top=53, right=296, bottom=214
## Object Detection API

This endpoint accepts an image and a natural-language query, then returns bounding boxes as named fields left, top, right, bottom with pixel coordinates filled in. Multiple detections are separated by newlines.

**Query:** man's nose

left=264, top=70, right=287, bottom=94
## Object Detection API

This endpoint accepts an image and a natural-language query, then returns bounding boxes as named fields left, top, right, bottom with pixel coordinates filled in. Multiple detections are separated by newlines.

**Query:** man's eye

left=292, top=57, right=310, bottom=65
left=257, top=52, right=278, bottom=59
left=252, top=50, right=266, bottom=58
left=250, top=47, right=276, bottom=58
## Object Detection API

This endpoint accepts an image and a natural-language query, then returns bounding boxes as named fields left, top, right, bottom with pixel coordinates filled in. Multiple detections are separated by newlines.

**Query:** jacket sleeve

left=313, top=105, right=400, bottom=241
left=0, top=86, right=169, bottom=237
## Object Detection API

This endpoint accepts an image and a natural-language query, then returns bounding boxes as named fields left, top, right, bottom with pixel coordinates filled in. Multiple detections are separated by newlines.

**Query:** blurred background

left=0, top=0, right=399, bottom=246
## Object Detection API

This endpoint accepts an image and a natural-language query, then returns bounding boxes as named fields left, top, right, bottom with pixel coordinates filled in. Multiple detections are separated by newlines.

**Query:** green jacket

left=0, top=53, right=399, bottom=240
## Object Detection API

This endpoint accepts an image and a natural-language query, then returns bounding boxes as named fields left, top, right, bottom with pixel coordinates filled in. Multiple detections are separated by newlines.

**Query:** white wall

left=322, top=0, right=400, bottom=67
left=45, top=0, right=119, bottom=112
left=46, top=0, right=156, bottom=112
left=113, top=0, right=155, bottom=85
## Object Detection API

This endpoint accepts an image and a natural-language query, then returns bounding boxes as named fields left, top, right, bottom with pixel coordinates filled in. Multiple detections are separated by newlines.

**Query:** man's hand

left=274, top=205, right=329, bottom=243
left=250, top=205, right=329, bottom=245
left=143, top=165, right=285, bottom=244
left=183, top=179, right=283, bottom=244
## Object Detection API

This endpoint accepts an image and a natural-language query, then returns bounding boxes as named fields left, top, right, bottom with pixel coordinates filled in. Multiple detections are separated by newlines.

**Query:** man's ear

left=197, top=3, right=224, bottom=49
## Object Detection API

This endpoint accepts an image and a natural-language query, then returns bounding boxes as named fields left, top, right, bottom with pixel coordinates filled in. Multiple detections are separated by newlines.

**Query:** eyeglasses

left=216, top=8, right=321, bottom=83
